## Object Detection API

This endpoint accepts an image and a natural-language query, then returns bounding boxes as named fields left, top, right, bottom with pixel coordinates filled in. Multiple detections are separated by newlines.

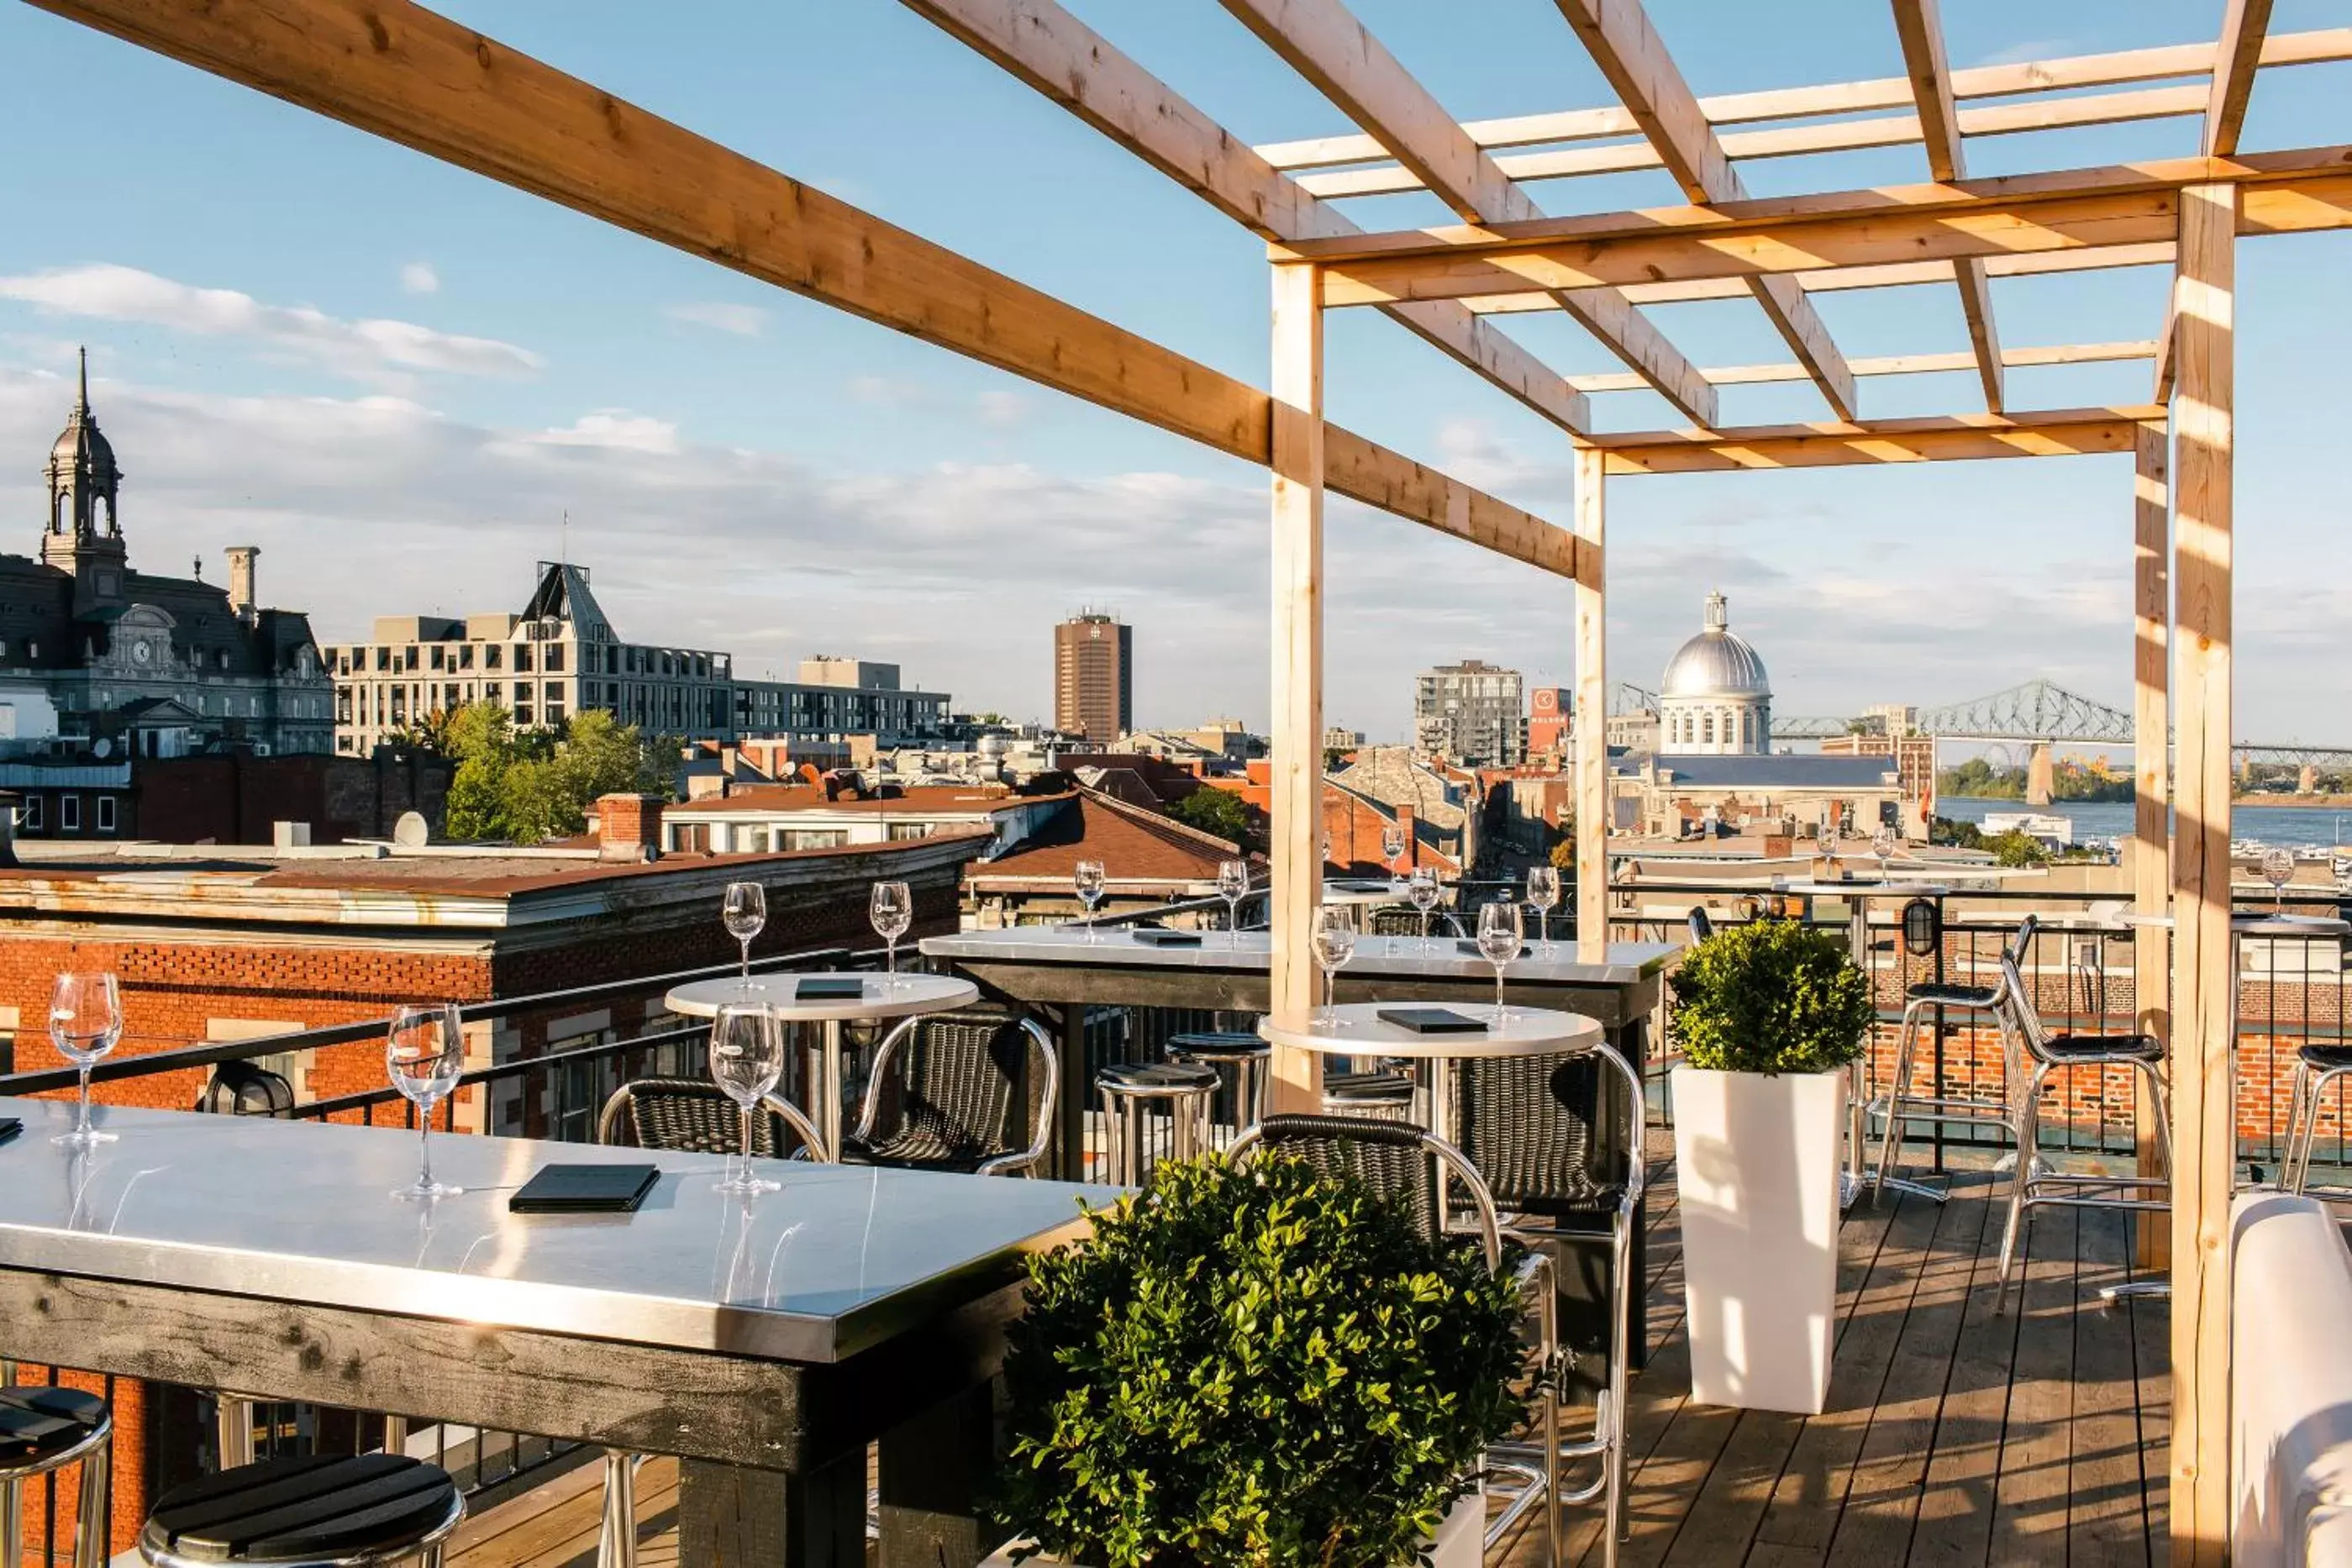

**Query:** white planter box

left=1671, top=1064, right=1844, bottom=1414
left=981, top=1485, right=1483, bottom=1568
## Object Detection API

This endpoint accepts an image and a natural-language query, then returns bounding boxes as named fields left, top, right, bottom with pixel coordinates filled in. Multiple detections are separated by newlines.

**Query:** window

left=20, top=796, right=38, bottom=830
left=97, top=796, right=115, bottom=834
left=544, top=645, right=564, bottom=673
left=515, top=645, right=534, bottom=672
left=60, top=795, right=79, bottom=832
left=458, top=645, right=474, bottom=670
left=485, top=645, right=502, bottom=670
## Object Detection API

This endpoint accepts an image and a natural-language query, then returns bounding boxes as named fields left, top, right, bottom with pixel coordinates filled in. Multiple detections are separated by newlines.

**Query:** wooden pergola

left=26, top=0, right=2350, bottom=1559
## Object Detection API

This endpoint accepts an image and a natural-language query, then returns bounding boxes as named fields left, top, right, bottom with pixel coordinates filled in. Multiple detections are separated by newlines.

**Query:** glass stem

left=1495, top=966, right=1506, bottom=1018
left=418, top=1116, right=433, bottom=1190
left=887, top=939, right=896, bottom=977
left=739, top=937, right=750, bottom=980
left=76, top=1064, right=92, bottom=1139
left=739, top=1104, right=755, bottom=1184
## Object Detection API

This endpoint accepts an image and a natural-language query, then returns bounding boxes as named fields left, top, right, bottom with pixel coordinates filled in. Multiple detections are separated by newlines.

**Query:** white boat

left=1982, top=811, right=2073, bottom=848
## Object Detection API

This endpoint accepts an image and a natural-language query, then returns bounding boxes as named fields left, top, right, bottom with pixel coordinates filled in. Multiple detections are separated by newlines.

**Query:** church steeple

left=43, top=347, right=129, bottom=612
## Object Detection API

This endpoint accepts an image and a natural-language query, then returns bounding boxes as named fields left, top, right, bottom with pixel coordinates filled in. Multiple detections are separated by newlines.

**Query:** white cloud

left=398, top=261, right=439, bottom=296
left=0, top=264, right=539, bottom=385
left=976, top=390, right=1028, bottom=429
left=525, top=411, right=681, bottom=455
left=848, top=374, right=929, bottom=409
left=664, top=301, right=767, bottom=338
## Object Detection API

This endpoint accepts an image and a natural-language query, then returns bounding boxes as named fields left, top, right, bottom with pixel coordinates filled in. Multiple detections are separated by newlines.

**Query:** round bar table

left=1257, top=1002, right=1605, bottom=1148
left=665, top=972, right=978, bottom=1160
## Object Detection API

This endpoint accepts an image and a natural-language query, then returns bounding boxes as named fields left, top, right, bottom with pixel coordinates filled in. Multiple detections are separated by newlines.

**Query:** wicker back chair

left=843, top=1008, right=1058, bottom=1176
left=597, top=1077, right=826, bottom=1161
left=1368, top=903, right=1464, bottom=939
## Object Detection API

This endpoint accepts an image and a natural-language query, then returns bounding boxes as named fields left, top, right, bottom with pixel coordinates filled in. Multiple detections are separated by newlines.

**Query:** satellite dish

left=392, top=811, right=429, bottom=848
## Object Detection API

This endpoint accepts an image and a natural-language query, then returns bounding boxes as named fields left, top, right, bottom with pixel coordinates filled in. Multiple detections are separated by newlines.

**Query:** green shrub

left=994, top=1153, right=1529, bottom=1568
left=1669, top=918, right=1874, bottom=1075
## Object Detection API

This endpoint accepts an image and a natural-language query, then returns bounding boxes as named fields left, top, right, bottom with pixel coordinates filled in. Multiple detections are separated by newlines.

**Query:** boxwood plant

left=1669, top=917, right=1875, bottom=1075
left=994, top=1151, right=1529, bottom=1568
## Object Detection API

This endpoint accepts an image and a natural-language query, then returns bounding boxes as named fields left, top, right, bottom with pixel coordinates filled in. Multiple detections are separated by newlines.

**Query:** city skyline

left=3, top=3, right=2348, bottom=745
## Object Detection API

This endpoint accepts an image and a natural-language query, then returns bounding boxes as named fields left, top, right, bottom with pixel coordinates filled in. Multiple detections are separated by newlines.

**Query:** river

left=1939, top=796, right=2352, bottom=850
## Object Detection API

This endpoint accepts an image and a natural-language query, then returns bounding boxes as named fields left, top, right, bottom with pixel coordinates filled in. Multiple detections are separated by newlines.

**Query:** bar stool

left=139, top=1454, right=462, bottom=1568
left=1871, top=913, right=2039, bottom=1202
left=2282, top=1043, right=2352, bottom=1192
left=1320, top=1070, right=1419, bottom=1120
left=2, top=1380, right=111, bottom=1568
left=1097, top=1060, right=1218, bottom=1184
left=1165, top=1031, right=1271, bottom=1141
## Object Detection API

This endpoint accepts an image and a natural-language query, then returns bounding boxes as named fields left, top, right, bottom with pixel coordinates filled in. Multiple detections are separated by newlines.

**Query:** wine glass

left=1407, top=866, right=1441, bottom=955
left=1381, top=824, right=1407, bottom=888
left=48, top=972, right=122, bottom=1149
left=708, top=1003, right=785, bottom=1195
left=1526, top=865, right=1560, bottom=954
left=1075, top=860, right=1107, bottom=942
left=722, top=881, right=766, bottom=982
left=1217, top=860, right=1249, bottom=949
left=2262, top=846, right=2297, bottom=909
left=1871, top=826, right=1898, bottom=880
left=1311, top=905, right=1357, bottom=1028
left=386, top=1003, right=465, bottom=1200
left=1477, top=902, right=1523, bottom=1023
left=870, top=881, right=913, bottom=988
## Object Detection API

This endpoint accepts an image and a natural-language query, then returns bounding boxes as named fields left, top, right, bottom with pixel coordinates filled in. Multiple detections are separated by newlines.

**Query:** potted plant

left=1667, top=918, right=1874, bottom=1414
left=992, top=1153, right=1529, bottom=1568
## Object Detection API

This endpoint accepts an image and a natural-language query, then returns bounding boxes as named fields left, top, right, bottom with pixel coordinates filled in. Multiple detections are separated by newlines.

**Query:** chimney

left=271, top=821, right=313, bottom=850
left=225, top=546, right=260, bottom=622
left=720, top=745, right=740, bottom=777
left=1395, top=804, right=1418, bottom=866
left=595, top=792, right=665, bottom=861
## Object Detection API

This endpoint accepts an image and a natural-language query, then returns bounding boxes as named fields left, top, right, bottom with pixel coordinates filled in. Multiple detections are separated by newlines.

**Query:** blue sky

left=0, top=1, right=2345, bottom=745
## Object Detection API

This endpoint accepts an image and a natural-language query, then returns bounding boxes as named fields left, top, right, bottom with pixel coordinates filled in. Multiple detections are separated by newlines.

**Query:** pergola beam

left=2205, top=0, right=2278, bottom=157
left=1461, top=244, right=2180, bottom=313
left=1585, top=406, right=2161, bottom=475
left=1550, top=0, right=1858, bottom=418
left=29, top=0, right=1595, bottom=587
left=897, top=0, right=1592, bottom=437
left=1892, top=0, right=2003, bottom=412
left=1566, top=339, right=2153, bottom=395
left=1218, top=0, right=1717, bottom=425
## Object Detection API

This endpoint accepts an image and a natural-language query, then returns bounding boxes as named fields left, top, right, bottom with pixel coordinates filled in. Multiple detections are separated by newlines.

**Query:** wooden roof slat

left=1566, top=339, right=2154, bottom=394
left=2206, top=0, right=2279, bottom=156
left=1892, top=0, right=2002, bottom=412
left=897, top=0, right=1592, bottom=437
left=1586, top=405, right=2164, bottom=474
left=1550, top=0, right=1859, bottom=418
left=1218, top=0, right=1717, bottom=425
left=32, top=0, right=1593, bottom=585
left=1459, top=244, right=2181, bottom=312
left=1256, top=27, right=2352, bottom=171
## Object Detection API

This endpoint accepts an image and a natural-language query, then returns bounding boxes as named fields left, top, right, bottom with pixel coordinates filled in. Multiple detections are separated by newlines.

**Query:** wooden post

left=1573, top=446, right=1608, bottom=963
left=2132, top=420, right=2172, bottom=1271
left=2168, top=180, right=2235, bottom=1568
left=1267, top=260, right=1325, bottom=1111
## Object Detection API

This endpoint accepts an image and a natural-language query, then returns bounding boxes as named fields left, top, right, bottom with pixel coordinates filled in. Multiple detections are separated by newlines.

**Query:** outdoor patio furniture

left=1686, top=908, right=1713, bottom=944
left=1164, top=1030, right=1272, bottom=1140
left=597, top=1076, right=829, bottom=1161
left=1232, top=1114, right=1564, bottom=1568
left=1320, top=1067, right=1419, bottom=1119
left=137, top=1454, right=463, bottom=1568
left=1992, top=952, right=2173, bottom=1313
left=1871, top=913, right=2039, bottom=1202
left=1371, top=904, right=1464, bottom=939
left=1, top=1379, right=111, bottom=1568
left=2280, top=1043, right=2352, bottom=1193
left=1095, top=1060, right=1218, bottom=1184
left=843, top=1008, right=1059, bottom=1176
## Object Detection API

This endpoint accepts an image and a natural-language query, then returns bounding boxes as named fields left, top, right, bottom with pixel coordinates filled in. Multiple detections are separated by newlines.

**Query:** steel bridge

left=1610, top=677, right=2350, bottom=768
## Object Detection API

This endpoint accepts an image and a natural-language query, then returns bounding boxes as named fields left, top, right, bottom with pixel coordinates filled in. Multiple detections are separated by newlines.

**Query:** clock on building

left=131, top=638, right=152, bottom=666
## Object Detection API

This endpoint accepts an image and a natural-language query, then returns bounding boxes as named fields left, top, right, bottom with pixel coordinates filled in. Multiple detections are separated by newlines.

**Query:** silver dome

left=1660, top=592, right=1770, bottom=698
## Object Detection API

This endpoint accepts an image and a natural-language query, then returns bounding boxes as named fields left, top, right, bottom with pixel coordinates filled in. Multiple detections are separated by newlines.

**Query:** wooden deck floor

left=453, top=1146, right=2168, bottom=1568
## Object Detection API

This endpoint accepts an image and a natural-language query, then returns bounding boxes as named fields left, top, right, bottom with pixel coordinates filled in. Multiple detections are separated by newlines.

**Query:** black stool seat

left=1165, top=1031, right=1271, bottom=1062
left=2300, top=1043, right=2352, bottom=1071
left=1905, top=981, right=2002, bottom=1008
left=1323, top=1071, right=1415, bottom=1106
left=0, top=1385, right=107, bottom=1470
left=142, top=1454, right=461, bottom=1565
left=2042, top=1031, right=2163, bottom=1063
left=1097, top=1060, right=1218, bottom=1094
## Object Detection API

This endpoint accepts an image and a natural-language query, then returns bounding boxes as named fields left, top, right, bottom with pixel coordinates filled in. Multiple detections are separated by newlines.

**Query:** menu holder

left=509, top=1163, right=660, bottom=1214
left=1131, top=929, right=1203, bottom=947
left=795, top=977, right=866, bottom=1001
left=1376, top=1007, right=1489, bottom=1035
left=0, top=1118, right=20, bottom=1149
left=1454, top=939, right=1534, bottom=959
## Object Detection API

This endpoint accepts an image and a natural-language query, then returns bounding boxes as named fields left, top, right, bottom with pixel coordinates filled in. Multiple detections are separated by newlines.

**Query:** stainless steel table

left=665, top=972, right=979, bottom=1161
left=1257, top=1002, right=1606, bottom=1146
left=0, top=1097, right=1102, bottom=1568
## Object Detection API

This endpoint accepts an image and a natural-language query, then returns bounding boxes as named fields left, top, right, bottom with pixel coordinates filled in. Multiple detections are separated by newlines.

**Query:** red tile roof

left=966, top=788, right=1249, bottom=889
left=666, top=784, right=1060, bottom=817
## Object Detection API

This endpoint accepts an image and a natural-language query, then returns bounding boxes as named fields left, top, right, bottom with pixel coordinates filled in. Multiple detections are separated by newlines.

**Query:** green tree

left=444, top=755, right=511, bottom=841
left=437, top=703, right=671, bottom=845
left=1166, top=786, right=1256, bottom=850
left=1986, top=829, right=2050, bottom=868
left=1548, top=834, right=1576, bottom=872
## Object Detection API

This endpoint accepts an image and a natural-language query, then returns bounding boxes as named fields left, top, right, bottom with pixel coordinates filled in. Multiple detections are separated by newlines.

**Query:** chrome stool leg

left=1870, top=999, right=1952, bottom=1204
left=597, top=1451, right=639, bottom=1568
left=1, top=1386, right=113, bottom=1568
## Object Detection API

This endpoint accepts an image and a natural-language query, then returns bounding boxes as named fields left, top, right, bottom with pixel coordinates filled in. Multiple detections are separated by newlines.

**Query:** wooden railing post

left=1574, top=446, right=1607, bottom=963
left=2133, top=420, right=2171, bottom=1270
left=1267, top=259, right=1325, bottom=1111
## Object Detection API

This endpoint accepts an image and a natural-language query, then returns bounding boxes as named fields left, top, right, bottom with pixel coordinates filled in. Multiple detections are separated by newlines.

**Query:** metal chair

left=1164, top=1031, right=1271, bottom=1143
left=1096, top=1060, right=1219, bottom=1184
left=1870, top=913, right=2039, bottom=1202
left=1992, top=952, right=2172, bottom=1313
left=843, top=1008, right=1059, bottom=1176
left=2280, top=1043, right=2352, bottom=1192
left=1232, top=1115, right=1563, bottom=1568
left=1370, top=903, right=1465, bottom=940
left=1, top=1377, right=111, bottom=1568
left=1686, top=907, right=1714, bottom=944
left=138, top=1455, right=463, bottom=1568
left=1450, top=1040, right=1646, bottom=1567
left=1320, top=1067, right=1419, bottom=1119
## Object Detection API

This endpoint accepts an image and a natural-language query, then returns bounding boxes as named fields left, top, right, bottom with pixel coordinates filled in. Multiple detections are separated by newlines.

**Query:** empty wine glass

left=387, top=1003, right=465, bottom=1200
left=1478, top=902, right=1523, bottom=1024
left=1871, top=826, right=1898, bottom=880
left=709, top=1003, right=785, bottom=1195
left=1381, top=824, right=1407, bottom=888
left=2262, top=846, right=2297, bottom=909
left=1217, top=860, right=1249, bottom=949
left=722, top=881, right=766, bottom=981
left=1407, top=866, right=1441, bottom=955
left=1075, top=860, right=1107, bottom=942
left=48, top=971, right=122, bottom=1149
left=1526, top=865, right=1560, bottom=954
left=1311, top=905, right=1357, bottom=1028
left=871, top=881, right=913, bottom=988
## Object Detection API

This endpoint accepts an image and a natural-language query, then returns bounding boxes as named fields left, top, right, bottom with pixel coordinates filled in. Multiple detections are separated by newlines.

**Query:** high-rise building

left=1054, top=611, right=1131, bottom=742
left=1413, top=660, right=1524, bottom=765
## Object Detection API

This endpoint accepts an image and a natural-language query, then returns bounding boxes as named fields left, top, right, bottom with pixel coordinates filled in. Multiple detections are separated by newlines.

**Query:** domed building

left=1659, top=592, right=1770, bottom=755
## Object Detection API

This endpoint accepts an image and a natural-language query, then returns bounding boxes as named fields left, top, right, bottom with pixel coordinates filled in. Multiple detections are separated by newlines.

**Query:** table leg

left=876, top=1381, right=993, bottom=1568
left=679, top=1453, right=866, bottom=1568
left=1055, top=1004, right=1087, bottom=1182
left=822, top=1021, right=845, bottom=1164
